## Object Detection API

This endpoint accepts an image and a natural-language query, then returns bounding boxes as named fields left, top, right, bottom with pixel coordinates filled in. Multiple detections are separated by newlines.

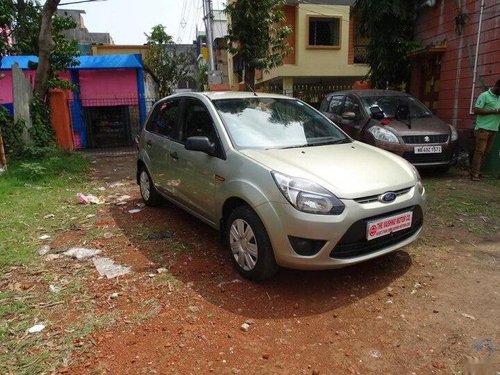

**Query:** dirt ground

left=48, top=152, right=499, bottom=374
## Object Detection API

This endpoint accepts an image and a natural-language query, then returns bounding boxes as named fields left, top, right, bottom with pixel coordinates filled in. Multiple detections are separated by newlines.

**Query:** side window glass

left=181, top=99, right=216, bottom=143
left=344, top=96, right=361, bottom=120
left=329, top=96, right=344, bottom=115
left=147, top=99, right=180, bottom=137
left=145, top=106, right=160, bottom=133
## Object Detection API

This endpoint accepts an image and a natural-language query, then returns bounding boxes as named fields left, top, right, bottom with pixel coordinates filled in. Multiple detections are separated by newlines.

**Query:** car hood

left=240, top=142, right=416, bottom=199
left=375, top=116, right=450, bottom=135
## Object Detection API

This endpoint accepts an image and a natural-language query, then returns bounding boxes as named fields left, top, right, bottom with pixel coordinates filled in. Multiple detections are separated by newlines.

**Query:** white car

left=137, top=92, right=426, bottom=280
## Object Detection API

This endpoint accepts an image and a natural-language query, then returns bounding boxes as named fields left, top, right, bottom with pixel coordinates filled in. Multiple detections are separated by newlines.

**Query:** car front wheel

left=139, top=166, right=159, bottom=206
left=226, top=206, right=279, bottom=281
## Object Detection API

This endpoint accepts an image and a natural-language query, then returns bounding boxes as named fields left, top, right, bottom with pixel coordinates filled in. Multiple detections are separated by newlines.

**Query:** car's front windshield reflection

left=212, top=97, right=349, bottom=149
left=361, top=96, right=432, bottom=119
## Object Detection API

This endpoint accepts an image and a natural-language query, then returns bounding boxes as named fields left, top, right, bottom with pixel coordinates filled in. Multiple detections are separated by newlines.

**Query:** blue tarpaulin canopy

left=0, top=53, right=146, bottom=147
left=0, top=54, right=143, bottom=70
left=0, top=55, right=38, bottom=70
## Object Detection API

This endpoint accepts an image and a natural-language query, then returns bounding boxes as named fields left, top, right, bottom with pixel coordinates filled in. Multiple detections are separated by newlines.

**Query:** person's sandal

left=470, top=174, right=481, bottom=181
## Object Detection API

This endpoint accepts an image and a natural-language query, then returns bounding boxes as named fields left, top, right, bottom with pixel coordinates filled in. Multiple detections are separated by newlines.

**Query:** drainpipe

left=469, top=0, right=485, bottom=114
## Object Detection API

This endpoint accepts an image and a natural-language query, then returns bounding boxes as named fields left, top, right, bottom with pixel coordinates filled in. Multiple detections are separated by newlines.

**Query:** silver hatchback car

left=137, top=92, right=426, bottom=280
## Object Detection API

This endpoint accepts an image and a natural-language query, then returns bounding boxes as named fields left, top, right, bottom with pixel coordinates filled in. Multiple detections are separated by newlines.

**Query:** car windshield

left=361, top=95, right=432, bottom=119
left=212, top=97, right=349, bottom=149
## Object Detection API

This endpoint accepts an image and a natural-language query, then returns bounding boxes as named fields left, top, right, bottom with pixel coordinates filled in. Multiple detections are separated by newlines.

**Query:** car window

left=179, top=98, right=217, bottom=143
left=328, top=95, right=344, bottom=115
left=360, top=95, right=432, bottom=118
left=213, top=97, right=349, bottom=149
left=146, top=99, right=180, bottom=137
left=344, top=96, right=362, bottom=120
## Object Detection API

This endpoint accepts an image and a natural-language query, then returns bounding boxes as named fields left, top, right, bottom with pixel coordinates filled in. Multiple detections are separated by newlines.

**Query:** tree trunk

left=34, top=0, right=60, bottom=100
left=0, top=128, right=7, bottom=170
left=244, top=64, right=256, bottom=91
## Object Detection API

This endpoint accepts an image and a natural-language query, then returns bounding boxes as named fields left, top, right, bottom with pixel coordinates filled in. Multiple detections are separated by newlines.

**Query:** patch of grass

left=131, top=299, right=160, bottom=324
left=0, top=309, right=120, bottom=375
left=145, top=239, right=191, bottom=264
left=423, top=175, right=500, bottom=236
left=155, top=272, right=181, bottom=292
left=0, top=152, right=108, bottom=374
left=0, top=267, right=117, bottom=374
left=0, top=152, right=92, bottom=267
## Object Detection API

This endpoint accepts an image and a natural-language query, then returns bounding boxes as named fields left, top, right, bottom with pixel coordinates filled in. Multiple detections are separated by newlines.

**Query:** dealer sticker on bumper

left=367, top=211, right=413, bottom=241
left=414, top=145, right=442, bottom=153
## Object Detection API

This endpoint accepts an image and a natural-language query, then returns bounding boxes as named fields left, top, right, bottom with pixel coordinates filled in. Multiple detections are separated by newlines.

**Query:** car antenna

left=245, top=82, right=258, bottom=96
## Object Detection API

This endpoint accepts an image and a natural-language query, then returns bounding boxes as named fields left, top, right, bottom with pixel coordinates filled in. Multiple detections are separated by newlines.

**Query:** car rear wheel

left=139, top=166, right=159, bottom=206
left=226, top=206, right=279, bottom=281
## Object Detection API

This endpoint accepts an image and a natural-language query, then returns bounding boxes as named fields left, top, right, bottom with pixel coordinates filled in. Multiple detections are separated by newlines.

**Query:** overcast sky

left=58, top=0, right=224, bottom=45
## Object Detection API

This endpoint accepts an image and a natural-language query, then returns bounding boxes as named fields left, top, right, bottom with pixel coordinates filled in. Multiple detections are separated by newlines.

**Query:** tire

left=139, top=166, right=160, bottom=206
left=226, top=206, right=279, bottom=281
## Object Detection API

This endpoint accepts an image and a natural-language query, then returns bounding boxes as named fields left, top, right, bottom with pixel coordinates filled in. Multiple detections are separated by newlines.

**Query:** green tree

left=145, top=24, right=193, bottom=98
left=225, top=0, right=291, bottom=90
left=35, top=0, right=62, bottom=98
left=0, top=0, right=79, bottom=155
left=0, top=0, right=79, bottom=96
left=1, top=0, right=39, bottom=56
left=353, top=0, right=419, bottom=89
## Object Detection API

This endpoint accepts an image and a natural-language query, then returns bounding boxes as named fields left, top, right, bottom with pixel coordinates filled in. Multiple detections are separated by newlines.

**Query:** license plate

left=414, top=145, right=442, bottom=154
left=366, top=211, right=413, bottom=241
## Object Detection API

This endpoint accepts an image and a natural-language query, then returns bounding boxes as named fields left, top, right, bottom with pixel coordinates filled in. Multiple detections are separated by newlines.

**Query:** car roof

left=163, top=91, right=297, bottom=101
left=328, top=89, right=412, bottom=98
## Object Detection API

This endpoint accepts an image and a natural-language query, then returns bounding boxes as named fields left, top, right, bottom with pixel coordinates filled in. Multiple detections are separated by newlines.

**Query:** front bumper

left=376, top=141, right=458, bottom=167
left=255, top=185, right=425, bottom=270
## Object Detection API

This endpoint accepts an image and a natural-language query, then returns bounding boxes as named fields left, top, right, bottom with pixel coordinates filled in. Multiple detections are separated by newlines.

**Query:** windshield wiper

left=280, top=138, right=350, bottom=149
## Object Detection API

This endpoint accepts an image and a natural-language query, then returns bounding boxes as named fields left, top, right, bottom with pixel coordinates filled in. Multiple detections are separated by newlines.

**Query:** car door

left=143, top=98, right=181, bottom=190
left=340, top=95, right=366, bottom=139
left=166, top=97, right=222, bottom=225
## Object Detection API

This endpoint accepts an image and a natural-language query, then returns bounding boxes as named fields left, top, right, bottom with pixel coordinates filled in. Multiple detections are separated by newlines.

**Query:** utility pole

left=203, top=0, right=215, bottom=71
left=203, top=0, right=223, bottom=86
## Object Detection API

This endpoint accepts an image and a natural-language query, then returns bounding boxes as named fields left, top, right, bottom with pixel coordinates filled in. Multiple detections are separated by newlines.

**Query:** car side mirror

left=341, top=111, right=356, bottom=120
left=185, top=136, right=216, bottom=156
left=369, top=105, right=385, bottom=120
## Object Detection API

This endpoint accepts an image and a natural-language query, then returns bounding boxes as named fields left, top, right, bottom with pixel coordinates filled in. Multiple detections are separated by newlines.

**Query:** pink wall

left=0, top=70, right=36, bottom=104
left=79, top=69, right=138, bottom=106
left=0, top=68, right=138, bottom=105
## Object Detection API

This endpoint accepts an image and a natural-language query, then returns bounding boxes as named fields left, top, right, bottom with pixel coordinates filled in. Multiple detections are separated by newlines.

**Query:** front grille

left=330, top=206, right=423, bottom=259
left=402, top=150, right=453, bottom=164
left=354, top=187, right=412, bottom=204
left=402, top=134, right=449, bottom=144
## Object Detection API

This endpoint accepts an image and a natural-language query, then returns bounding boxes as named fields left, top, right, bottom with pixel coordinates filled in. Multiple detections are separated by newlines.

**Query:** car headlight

left=271, top=171, right=345, bottom=215
left=410, top=164, right=425, bottom=195
left=449, top=124, right=458, bottom=142
left=367, top=126, right=399, bottom=143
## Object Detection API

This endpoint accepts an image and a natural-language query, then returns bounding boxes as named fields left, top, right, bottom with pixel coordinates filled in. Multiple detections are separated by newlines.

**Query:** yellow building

left=227, top=1, right=369, bottom=106
left=90, top=45, right=150, bottom=61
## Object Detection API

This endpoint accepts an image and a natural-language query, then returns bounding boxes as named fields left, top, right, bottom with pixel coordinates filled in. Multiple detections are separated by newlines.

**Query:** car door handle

left=170, top=151, right=179, bottom=160
left=146, top=140, right=152, bottom=147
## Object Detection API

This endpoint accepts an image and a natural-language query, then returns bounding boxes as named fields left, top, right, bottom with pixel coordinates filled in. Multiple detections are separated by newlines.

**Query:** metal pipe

left=469, top=0, right=485, bottom=114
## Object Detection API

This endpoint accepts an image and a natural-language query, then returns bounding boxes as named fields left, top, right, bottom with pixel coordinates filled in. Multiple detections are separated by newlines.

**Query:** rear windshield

left=212, top=97, right=349, bottom=149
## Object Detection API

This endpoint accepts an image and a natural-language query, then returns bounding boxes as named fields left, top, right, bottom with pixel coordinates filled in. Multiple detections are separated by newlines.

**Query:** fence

left=68, top=97, right=156, bottom=149
left=266, top=83, right=354, bottom=109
